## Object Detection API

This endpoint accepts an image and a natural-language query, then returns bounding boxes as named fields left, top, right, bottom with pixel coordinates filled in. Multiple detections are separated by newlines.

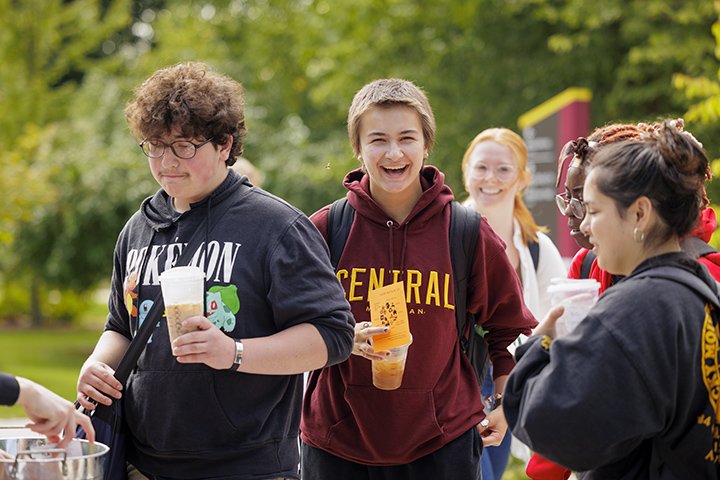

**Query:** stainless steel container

left=0, top=437, right=109, bottom=480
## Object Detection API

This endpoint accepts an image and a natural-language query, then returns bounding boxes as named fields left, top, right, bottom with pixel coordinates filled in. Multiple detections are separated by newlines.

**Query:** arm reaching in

left=15, top=376, right=95, bottom=448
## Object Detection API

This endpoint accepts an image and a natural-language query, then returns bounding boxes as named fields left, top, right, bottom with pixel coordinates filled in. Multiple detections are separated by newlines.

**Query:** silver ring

left=480, top=419, right=489, bottom=428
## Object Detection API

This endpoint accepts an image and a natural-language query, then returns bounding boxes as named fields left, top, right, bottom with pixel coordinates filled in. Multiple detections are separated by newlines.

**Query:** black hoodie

left=505, top=252, right=720, bottom=479
left=105, top=169, right=354, bottom=479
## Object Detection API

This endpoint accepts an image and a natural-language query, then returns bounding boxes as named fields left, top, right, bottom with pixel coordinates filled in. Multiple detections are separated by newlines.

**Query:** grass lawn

left=0, top=328, right=101, bottom=419
left=504, top=455, right=529, bottom=479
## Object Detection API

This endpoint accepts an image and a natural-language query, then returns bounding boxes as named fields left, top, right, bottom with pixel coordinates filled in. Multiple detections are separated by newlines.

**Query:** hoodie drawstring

left=386, top=220, right=409, bottom=280
left=386, top=221, right=394, bottom=271
left=399, top=224, right=408, bottom=277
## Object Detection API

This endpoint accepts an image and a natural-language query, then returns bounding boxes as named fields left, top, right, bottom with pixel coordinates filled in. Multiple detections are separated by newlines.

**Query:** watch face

left=234, top=340, right=243, bottom=364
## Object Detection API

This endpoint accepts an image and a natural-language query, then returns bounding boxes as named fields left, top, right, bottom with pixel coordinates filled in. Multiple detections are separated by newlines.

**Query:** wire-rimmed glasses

left=468, top=162, right=518, bottom=182
left=555, top=193, right=585, bottom=219
left=139, top=137, right=215, bottom=159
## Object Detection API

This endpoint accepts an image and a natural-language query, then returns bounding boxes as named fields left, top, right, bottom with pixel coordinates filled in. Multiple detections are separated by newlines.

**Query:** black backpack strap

left=449, top=201, right=480, bottom=338
left=681, top=236, right=718, bottom=259
left=327, top=198, right=355, bottom=270
left=528, top=239, right=540, bottom=271
left=449, top=201, right=489, bottom=387
left=580, top=250, right=596, bottom=279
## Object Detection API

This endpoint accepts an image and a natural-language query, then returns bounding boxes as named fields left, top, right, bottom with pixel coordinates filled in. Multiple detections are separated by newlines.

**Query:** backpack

left=326, top=197, right=488, bottom=386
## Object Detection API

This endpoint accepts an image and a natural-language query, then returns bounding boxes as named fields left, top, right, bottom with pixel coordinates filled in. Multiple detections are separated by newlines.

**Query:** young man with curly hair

left=76, top=62, right=354, bottom=480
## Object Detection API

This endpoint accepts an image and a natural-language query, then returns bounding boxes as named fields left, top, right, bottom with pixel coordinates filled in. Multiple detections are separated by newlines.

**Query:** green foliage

left=11, top=72, right=156, bottom=291
left=672, top=2, right=720, bottom=237
left=0, top=0, right=134, bottom=322
left=3, top=0, right=720, bottom=322
left=0, top=329, right=100, bottom=419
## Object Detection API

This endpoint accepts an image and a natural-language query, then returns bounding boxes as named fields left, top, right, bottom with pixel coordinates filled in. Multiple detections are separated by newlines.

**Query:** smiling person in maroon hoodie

left=300, top=78, right=537, bottom=480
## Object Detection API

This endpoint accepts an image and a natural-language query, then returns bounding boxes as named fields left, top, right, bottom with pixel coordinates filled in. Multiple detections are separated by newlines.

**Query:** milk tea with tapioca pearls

left=159, top=266, right=206, bottom=349
left=165, top=302, right=203, bottom=342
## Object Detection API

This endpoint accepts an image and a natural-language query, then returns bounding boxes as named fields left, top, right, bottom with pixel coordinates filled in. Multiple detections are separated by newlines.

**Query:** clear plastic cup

left=159, top=266, right=205, bottom=345
left=547, top=279, right=600, bottom=337
left=371, top=335, right=413, bottom=391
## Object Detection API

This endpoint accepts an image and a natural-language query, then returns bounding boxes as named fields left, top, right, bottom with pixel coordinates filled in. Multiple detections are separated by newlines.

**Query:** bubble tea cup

left=159, top=266, right=205, bottom=349
left=547, top=279, right=600, bottom=337
left=371, top=335, right=413, bottom=391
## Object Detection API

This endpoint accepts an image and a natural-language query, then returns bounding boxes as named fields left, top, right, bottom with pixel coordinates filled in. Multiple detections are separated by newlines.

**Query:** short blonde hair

left=347, top=79, right=436, bottom=157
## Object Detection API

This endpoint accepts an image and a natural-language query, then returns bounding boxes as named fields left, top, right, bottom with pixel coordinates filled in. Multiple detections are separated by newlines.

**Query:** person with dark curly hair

left=506, top=121, right=720, bottom=479
left=75, top=62, right=354, bottom=480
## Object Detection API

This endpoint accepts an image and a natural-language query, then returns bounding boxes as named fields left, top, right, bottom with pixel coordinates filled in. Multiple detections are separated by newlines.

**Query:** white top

left=510, top=219, right=567, bottom=352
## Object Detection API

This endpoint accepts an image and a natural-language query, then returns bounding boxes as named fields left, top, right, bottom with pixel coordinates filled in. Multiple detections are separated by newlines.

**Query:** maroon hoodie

left=300, top=166, right=536, bottom=465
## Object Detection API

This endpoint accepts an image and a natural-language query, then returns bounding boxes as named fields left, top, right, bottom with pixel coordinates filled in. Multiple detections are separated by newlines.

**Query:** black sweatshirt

left=505, top=253, right=720, bottom=479
left=0, top=372, right=19, bottom=406
left=104, top=170, right=354, bottom=479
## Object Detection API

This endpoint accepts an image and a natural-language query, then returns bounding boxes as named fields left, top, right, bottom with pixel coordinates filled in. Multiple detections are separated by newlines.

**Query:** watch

left=229, top=340, right=243, bottom=371
left=491, top=393, right=503, bottom=411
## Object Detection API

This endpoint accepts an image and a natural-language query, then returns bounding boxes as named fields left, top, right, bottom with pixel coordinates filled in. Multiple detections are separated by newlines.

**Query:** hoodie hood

left=691, top=207, right=717, bottom=244
left=342, top=165, right=455, bottom=228
left=140, top=169, right=242, bottom=231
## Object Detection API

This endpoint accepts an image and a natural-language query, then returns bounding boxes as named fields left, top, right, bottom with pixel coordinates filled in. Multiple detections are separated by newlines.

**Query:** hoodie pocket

left=126, top=370, right=240, bottom=453
left=329, top=385, right=443, bottom=462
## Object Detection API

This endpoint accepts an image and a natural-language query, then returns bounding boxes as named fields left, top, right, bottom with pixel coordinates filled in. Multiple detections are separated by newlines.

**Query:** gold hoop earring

left=633, top=227, right=646, bottom=243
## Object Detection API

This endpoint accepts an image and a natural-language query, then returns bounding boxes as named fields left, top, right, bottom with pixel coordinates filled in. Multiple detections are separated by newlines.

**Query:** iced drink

left=371, top=336, right=412, bottom=391
left=165, top=302, right=203, bottom=341
left=547, top=279, right=600, bottom=337
left=159, top=266, right=205, bottom=346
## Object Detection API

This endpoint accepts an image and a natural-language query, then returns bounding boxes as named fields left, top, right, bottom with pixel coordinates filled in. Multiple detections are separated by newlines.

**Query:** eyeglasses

left=139, top=137, right=215, bottom=159
left=555, top=193, right=585, bottom=219
left=468, top=162, right=518, bottom=182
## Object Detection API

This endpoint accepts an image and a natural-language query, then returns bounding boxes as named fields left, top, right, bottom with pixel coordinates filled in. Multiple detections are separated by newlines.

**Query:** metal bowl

left=0, top=437, right=109, bottom=480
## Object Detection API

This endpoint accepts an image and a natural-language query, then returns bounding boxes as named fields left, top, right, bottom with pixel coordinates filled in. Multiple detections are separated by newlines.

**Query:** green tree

left=673, top=1, right=720, bottom=243
left=4, top=0, right=718, bottom=324
left=210, top=0, right=718, bottom=210
left=0, top=0, right=132, bottom=324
